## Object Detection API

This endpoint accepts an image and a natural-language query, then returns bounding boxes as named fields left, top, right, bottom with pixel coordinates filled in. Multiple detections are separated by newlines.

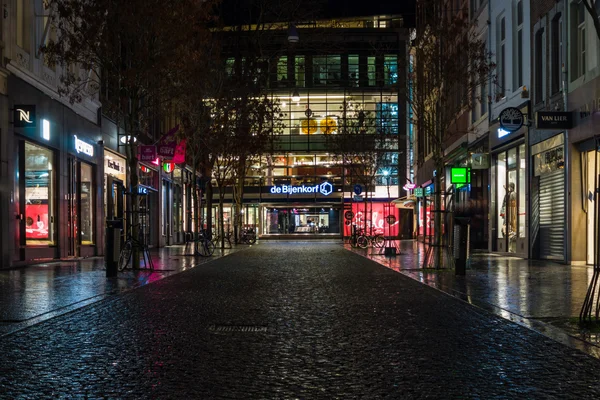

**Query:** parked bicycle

left=356, top=230, right=385, bottom=249
left=118, top=222, right=154, bottom=271
left=240, top=228, right=257, bottom=245
left=194, top=228, right=216, bottom=256
left=212, top=230, right=232, bottom=249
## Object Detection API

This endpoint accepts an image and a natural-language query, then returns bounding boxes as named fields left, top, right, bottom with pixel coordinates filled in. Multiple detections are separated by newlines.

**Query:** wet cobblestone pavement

left=0, top=245, right=240, bottom=336
left=2, top=241, right=600, bottom=398
left=348, top=240, right=600, bottom=357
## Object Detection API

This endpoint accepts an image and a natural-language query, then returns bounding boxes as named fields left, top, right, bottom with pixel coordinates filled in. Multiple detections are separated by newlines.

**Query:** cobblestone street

left=2, top=242, right=600, bottom=398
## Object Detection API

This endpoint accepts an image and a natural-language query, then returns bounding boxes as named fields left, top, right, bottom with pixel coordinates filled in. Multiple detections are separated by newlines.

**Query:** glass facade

left=264, top=207, right=340, bottom=234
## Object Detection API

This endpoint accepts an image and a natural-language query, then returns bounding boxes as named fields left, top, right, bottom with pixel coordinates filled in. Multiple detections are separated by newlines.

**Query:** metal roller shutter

left=539, top=169, right=565, bottom=261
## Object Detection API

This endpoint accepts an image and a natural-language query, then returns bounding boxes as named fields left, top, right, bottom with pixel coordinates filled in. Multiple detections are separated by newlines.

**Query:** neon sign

left=74, top=135, right=94, bottom=157
left=403, top=183, right=416, bottom=191
left=270, top=181, right=333, bottom=196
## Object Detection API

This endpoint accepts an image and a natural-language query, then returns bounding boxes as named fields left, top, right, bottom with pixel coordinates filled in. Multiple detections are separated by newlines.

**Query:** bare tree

left=42, top=0, right=216, bottom=267
left=412, top=1, right=493, bottom=268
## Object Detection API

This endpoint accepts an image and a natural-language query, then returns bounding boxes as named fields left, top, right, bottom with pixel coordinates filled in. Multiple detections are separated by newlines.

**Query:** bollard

left=453, top=217, right=470, bottom=276
left=105, top=220, right=122, bottom=277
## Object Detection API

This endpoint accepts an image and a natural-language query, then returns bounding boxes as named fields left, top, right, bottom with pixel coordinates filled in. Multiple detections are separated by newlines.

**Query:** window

left=348, top=55, right=359, bottom=87
left=367, top=56, right=376, bottom=86
left=384, top=55, right=398, bottom=85
left=16, top=0, right=31, bottom=52
left=497, top=16, right=506, bottom=96
left=312, top=56, right=341, bottom=86
left=80, top=163, right=94, bottom=245
left=515, top=1, right=524, bottom=89
left=578, top=2, right=586, bottom=78
left=571, top=1, right=586, bottom=80
left=535, top=29, right=543, bottom=103
left=294, top=56, right=305, bottom=88
left=277, top=56, right=288, bottom=87
left=225, top=58, right=235, bottom=76
left=25, top=142, right=55, bottom=245
left=551, top=14, right=563, bottom=93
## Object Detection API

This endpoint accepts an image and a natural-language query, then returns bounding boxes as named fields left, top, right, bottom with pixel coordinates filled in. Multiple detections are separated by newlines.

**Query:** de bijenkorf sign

left=270, top=181, right=333, bottom=196
left=499, top=107, right=524, bottom=132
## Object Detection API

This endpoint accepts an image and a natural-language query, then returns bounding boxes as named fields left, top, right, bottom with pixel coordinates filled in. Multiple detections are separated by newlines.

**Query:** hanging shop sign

left=414, top=188, right=424, bottom=197
left=353, top=184, right=363, bottom=195
left=137, top=185, right=149, bottom=195
left=163, top=162, right=175, bottom=174
left=157, top=125, right=179, bottom=158
left=269, top=181, right=333, bottom=196
left=499, top=107, right=524, bottom=134
left=535, top=111, right=573, bottom=130
left=344, top=211, right=355, bottom=220
left=450, top=167, right=471, bottom=184
left=403, top=183, right=416, bottom=191
left=14, top=105, right=36, bottom=128
left=139, top=145, right=157, bottom=162
left=74, top=135, right=94, bottom=157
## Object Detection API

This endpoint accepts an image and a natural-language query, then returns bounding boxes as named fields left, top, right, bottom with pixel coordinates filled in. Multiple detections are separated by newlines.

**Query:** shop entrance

left=494, top=144, right=527, bottom=255
left=263, top=206, right=341, bottom=235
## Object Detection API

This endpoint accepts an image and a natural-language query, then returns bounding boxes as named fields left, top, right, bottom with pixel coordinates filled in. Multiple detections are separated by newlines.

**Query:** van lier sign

left=270, top=182, right=333, bottom=196
left=536, top=111, right=573, bottom=130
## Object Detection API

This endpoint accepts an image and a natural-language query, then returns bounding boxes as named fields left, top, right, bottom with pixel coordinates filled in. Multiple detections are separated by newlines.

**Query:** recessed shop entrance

left=261, top=205, right=341, bottom=236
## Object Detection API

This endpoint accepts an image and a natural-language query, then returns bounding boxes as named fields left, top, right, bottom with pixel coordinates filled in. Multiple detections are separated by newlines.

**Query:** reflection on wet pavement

left=346, top=240, right=600, bottom=358
left=0, top=245, right=244, bottom=336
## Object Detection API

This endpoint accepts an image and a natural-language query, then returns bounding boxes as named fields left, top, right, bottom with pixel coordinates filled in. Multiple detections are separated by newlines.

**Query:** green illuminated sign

left=450, top=167, right=470, bottom=184
left=414, top=188, right=424, bottom=197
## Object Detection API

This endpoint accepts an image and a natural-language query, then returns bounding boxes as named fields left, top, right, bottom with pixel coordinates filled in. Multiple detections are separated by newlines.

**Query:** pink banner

left=173, top=139, right=186, bottom=164
left=157, top=125, right=179, bottom=159
left=139, top=145, right=156, bottom=162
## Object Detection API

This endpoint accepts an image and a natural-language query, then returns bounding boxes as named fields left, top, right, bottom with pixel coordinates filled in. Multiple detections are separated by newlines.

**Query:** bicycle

left=194, top=229, right=216, bottom=257
left=211, top=230, right=232, bottom=249
left=118, top=223, right=154, bottom=271
left=240, top=228, right=257, bottom=245
left=356, top=230, right=385, bottom=249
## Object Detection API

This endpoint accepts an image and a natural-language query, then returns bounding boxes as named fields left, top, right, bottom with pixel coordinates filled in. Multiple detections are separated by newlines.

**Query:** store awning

left=391, top=196, right=416, bottom=209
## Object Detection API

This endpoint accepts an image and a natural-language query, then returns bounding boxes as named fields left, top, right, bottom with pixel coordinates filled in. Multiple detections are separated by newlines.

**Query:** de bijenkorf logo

left=319, top=181, right=333, bottom=196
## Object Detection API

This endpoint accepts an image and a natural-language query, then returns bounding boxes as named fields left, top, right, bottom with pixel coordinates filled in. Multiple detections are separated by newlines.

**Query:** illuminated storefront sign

left=74, top=135, right=94, bottom=157
left=270, top=181, right=333, bottom=196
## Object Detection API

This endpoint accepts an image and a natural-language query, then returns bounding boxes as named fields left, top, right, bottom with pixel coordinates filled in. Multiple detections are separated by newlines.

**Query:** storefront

left=138, top=163, right=159, bottom=248
left=103, top=150, right=126, bottom=222
left=67, top=134, right=100, bottom=258
left=259, top=180, right=343, bottom=237
left=9, top=75, right=103, bottom=263
left=489, top=105, right=529, bottom=257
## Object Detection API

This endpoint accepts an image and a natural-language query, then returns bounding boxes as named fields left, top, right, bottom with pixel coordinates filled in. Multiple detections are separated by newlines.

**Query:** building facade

left=214, top=16, right=410, bottom=239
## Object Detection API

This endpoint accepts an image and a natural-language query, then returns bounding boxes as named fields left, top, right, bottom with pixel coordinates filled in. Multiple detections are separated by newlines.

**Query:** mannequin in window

left=500, top=182, right=517, bottom=251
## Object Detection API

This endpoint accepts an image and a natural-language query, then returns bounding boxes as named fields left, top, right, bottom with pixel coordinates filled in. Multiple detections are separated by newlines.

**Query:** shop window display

left=25, top=142, right=55, bottom=244
left=265, top=207, right=339, bottom=234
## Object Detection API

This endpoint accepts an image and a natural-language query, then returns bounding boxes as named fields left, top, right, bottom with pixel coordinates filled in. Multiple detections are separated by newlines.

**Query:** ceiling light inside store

left=291, top=89, right=301, bottom=102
